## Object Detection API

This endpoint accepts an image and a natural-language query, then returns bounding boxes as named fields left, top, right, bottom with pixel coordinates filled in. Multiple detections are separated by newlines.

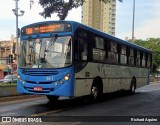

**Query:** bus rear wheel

left=47, top=95, right=59, bottom=102
left=128, top=78, right=136, bottom=95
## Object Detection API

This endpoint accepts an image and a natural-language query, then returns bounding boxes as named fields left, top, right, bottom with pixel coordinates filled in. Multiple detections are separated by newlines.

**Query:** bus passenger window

left=142, top=53, right=146, bottom=67
left=78, top=39, right=88, bottom=61
left=147, top=54, right=151, bottom=68
left=129, top=48, right=134, bottom=66
left=92, top=36, right=106, bottom=62
left=93, top=48, right=106, bottom=61
left=120, top=45, right=127, bottom=64
left=108, top=42, right=118, bottom=63
left=136, top=51, right=140, bottom=66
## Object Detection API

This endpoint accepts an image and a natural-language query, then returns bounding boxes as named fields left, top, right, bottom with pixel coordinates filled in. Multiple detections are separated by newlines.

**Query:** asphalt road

left=0, top=82, right=160, bottom=125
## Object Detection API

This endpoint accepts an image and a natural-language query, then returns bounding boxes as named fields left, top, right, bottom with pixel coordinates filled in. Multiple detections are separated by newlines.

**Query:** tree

left=134, top=38, right=160, bottom=71
left=38, top=0, right=123, bottom=20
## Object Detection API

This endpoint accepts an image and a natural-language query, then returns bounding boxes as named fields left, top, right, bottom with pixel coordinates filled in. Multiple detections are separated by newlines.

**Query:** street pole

left=16, top=0, right=18, bottom=64
left=132, top=0, right=135, bottom=43
left=12, top=0, right=24, bottom=74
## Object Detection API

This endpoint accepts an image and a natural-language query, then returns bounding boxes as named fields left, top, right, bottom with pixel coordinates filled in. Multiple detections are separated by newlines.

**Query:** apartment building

left=82, top=0, right=116, bottom=36
left=0, top=35, right=17, bottom=75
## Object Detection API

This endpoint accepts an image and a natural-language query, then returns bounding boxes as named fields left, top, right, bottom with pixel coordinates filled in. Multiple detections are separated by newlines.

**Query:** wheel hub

left=92, top=86, right=98, bottom=99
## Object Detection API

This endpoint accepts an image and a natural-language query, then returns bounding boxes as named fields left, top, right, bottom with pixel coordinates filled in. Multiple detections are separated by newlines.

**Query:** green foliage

left=39, top=0, right=85, bottom=20
left=134, top=38, right=160, bottom=71
left=39, top=0, right=123, bottom=20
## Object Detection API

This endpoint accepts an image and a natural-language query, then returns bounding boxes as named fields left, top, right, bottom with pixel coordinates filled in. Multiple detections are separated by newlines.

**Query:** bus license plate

left=34, top=87, right=42, bottom=91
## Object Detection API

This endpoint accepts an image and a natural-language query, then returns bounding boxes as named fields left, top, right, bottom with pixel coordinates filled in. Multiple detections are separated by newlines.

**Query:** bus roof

left=21, top=20, right=151, bottom=53
left=70, top=21, right=151, bottom=53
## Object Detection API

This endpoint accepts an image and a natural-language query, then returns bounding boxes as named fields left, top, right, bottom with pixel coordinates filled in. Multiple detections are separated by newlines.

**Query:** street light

left=132, top=0, right=135, bottom=42
left=12, top=0, right=25, bottom=73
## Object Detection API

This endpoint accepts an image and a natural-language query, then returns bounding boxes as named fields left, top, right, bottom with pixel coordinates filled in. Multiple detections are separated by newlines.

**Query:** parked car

left=0, top=75, right=17, bottom=84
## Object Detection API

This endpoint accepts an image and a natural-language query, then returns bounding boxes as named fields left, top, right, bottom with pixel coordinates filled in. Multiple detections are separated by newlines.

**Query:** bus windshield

left=19, top=36, right=72, bottom=68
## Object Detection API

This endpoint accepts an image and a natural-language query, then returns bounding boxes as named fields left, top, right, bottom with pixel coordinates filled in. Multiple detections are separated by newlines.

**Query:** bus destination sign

left=21, top=23, right=71, bottom=36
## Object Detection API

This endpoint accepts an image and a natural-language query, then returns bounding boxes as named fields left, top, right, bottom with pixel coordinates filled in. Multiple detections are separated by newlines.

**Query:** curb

left=0, top=95, right=44, bottom=103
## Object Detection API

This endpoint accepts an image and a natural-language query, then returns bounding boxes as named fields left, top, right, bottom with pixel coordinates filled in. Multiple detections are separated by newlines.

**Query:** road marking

left=31, top=107, right=72, bottom=116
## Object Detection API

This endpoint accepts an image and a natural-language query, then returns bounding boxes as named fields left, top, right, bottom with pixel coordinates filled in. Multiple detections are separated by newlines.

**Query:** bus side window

left=129, top=48, right=134, bottom=66
left=78, top=39, right=88, bottom=61
left=147, top=53, right=151, bottom=68
left=108, top=41, right=118, bottom=63
left=136, top=51, right=140, bottom=66
left=92, top=36, right=105, bottom=62
left=142, top=52, right=146, bottom=67
left=120, top=45, right=127, bottom=65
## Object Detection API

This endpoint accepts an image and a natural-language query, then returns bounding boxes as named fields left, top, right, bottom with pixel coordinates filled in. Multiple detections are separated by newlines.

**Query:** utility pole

left=12, top=0, right=25, bottom=74
left=132, top=0, right=135, bottom=43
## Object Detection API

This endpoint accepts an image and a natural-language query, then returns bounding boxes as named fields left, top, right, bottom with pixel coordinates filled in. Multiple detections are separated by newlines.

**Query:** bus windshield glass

left=19, top=36, right=72, bottom=68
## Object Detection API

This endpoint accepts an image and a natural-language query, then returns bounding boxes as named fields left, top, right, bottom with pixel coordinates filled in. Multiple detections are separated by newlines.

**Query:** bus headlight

left=64, top=74, right=71, bottom=81
left=18, top=75, right=25, bottom=84
left=59, top=79, right=63, bottom=84
left=54, top=81, right=58, bottom=86
left=59, top=74, right=71, bottom=84
left=18, top=75, right=20, bottom=79
left=20, top=79, right=25, bottom=84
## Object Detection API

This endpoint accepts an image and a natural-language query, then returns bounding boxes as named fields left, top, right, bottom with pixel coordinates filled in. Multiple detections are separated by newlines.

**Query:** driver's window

left=75, top=29, right=88, bottom=61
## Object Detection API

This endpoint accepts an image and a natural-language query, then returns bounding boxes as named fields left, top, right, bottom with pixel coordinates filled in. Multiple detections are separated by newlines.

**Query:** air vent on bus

left=22, top=69, right=59, bottom=76
left=26, top=81, right=53, bottom=84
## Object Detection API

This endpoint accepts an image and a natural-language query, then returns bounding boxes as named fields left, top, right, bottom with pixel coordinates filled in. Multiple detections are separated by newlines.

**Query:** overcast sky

left=0, top=0, right=159, bottom=40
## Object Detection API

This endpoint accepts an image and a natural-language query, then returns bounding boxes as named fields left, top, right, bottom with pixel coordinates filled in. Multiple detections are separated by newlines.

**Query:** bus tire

left=46, top=95, right=59, bottom=102
left=91, top=77, right=103, bottom=101
left=128, top=78, right=136, bottom=95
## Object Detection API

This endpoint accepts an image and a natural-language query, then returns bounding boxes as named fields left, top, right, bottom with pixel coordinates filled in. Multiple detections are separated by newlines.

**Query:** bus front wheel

left=47, top=95, right=59, bottom=102
left=91, top=86, right=99, bottom=100
left=91, top=77, right=103, bottom=101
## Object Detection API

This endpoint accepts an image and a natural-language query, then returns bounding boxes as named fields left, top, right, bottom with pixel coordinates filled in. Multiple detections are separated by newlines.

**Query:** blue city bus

left=17, top=21, right=152, bottom=102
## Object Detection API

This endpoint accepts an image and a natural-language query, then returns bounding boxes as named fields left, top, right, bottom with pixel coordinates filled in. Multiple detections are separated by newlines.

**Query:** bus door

left=74, top=29, right=90, bottom=96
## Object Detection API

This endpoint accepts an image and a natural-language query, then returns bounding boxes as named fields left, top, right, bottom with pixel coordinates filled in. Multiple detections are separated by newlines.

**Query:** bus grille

left=22, top=69, right=59, bottom=76
left=25, top=81, right=53, bottom=84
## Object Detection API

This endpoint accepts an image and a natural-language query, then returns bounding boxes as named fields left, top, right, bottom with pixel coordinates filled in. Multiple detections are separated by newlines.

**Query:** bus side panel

left=74, top=62, right=150, bottom=97
left=136, top=68, right=150, bottom=88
